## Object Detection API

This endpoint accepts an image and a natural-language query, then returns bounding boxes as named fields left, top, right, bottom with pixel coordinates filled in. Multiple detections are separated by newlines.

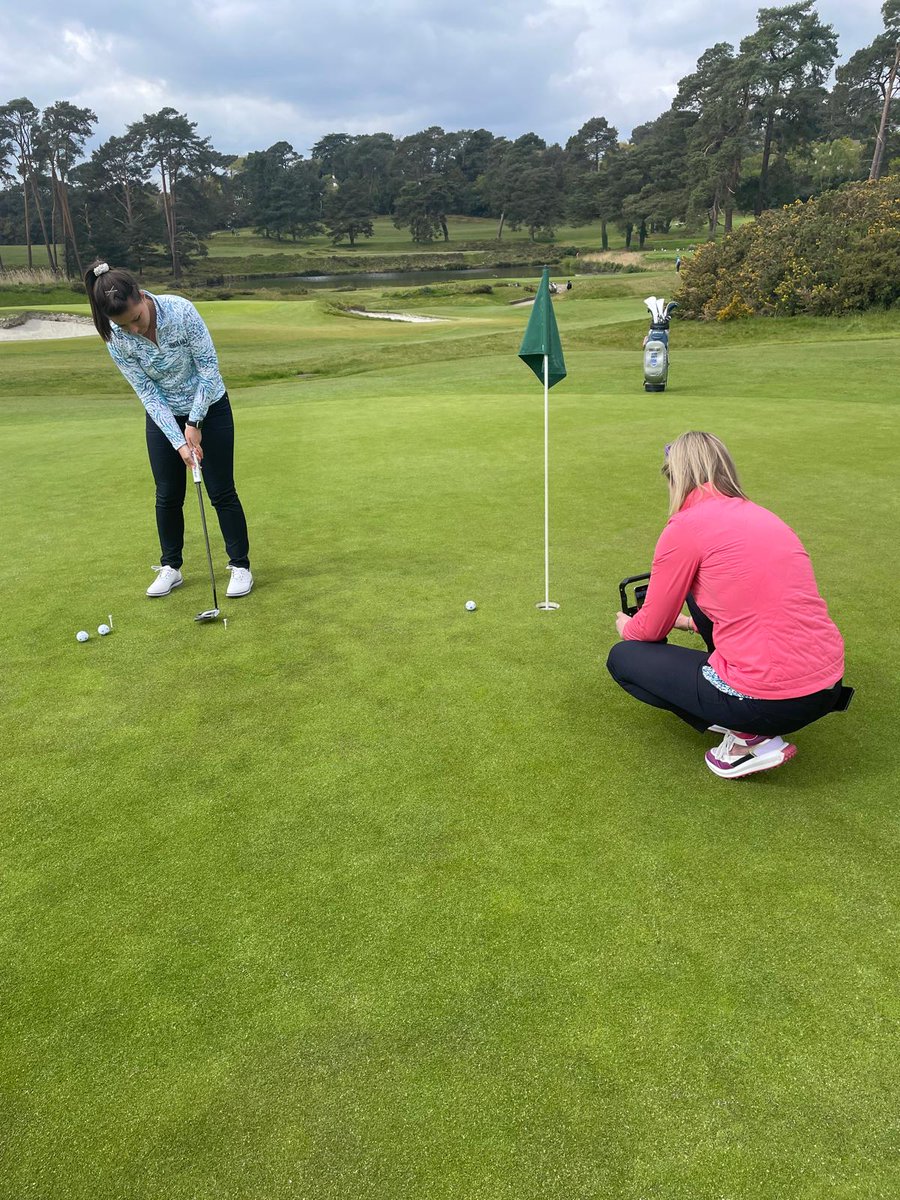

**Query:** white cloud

left=0, top=0, right=887, bottom=155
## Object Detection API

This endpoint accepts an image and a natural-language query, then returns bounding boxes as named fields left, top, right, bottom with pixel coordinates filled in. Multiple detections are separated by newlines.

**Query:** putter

left=190, top=453, right=220, bottom=623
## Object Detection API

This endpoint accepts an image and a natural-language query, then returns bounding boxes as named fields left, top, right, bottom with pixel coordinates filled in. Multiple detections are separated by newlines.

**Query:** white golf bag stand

left=643, top=297, right=677, bottom=392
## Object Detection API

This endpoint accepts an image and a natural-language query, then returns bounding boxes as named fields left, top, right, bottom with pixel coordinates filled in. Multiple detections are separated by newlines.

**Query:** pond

left=243, top=266, right=566, bottom=291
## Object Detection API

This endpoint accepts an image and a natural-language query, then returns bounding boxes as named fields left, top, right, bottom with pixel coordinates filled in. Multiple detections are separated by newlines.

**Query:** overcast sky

left=0, top=0, right=886, bottom=157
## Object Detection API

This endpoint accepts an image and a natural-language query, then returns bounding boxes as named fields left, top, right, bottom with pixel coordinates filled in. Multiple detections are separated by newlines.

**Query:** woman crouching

left=607, top=432, right=846, bottom=779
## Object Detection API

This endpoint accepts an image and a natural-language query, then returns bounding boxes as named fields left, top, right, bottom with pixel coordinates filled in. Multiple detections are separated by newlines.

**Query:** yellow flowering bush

left=678, top=176, right=900, bottom=319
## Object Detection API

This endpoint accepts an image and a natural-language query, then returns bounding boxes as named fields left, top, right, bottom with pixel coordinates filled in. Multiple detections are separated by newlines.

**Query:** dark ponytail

left=84, top=261, right=143, bottom=342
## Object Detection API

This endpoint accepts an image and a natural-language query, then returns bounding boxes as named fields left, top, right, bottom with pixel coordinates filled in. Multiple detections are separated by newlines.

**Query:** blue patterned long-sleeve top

left=107, top=292, right=226, bottom=449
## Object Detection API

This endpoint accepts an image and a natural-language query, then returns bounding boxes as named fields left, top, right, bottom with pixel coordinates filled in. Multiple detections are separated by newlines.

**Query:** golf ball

left=465, top=600, right=477, bottom=611
left=76, top=630, right=89, bottom=643
left=98, top=624, right=111, bottom=636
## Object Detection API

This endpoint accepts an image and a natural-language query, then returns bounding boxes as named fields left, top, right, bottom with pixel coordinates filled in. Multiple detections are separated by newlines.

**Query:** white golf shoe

left=146, top=565, right=183, bottom=597
left=226, top=566, right=254, bottom=597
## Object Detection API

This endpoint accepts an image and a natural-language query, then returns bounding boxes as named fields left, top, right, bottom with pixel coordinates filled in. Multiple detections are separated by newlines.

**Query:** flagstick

left=536, top=352, right=559, bottom=611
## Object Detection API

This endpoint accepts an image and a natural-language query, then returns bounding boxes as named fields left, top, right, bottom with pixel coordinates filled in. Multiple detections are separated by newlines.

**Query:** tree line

left=1, top=0, right=898, bottom=280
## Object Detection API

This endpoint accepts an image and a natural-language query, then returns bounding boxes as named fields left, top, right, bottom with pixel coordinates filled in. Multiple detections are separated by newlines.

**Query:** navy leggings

left=145, top=394, right=250, bottom=571
left=607, top=595, right=843, bottom=737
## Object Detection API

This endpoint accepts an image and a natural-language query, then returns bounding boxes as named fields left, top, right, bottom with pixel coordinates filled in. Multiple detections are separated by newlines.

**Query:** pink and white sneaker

left=705, top=731, right=797, bottom=779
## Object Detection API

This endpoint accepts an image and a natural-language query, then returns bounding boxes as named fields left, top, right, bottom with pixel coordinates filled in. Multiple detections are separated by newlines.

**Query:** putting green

left=1, top=275, right=898, bottom=1199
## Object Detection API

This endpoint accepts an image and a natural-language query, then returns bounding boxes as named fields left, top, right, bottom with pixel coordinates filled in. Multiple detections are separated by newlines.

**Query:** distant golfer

left=675, top=255, right=682, bottom=273
left=607, top=432, right=846, bottom=778
left=84, top=262, right=252, bottom=599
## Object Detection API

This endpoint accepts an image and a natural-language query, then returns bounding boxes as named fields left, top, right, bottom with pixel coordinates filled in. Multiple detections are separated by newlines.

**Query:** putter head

left=194, top=608, right=220, bottom=623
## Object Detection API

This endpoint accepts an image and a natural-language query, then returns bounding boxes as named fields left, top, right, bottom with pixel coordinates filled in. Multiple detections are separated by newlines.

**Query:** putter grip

left=191, top=456, right=202, bottom=484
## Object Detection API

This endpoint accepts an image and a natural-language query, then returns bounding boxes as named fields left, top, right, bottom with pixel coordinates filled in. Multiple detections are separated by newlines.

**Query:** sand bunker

left=345, top=308, right=442, bottom=323
left=0, top=313, right=95, bottom=341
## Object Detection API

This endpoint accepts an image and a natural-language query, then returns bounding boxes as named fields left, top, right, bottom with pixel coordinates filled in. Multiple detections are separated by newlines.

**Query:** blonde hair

left=662, top=431, right=747, bottom=516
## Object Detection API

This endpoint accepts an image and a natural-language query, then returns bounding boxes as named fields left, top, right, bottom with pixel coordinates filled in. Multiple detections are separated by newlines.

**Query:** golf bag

left=643, top=297, right=677, bottom=393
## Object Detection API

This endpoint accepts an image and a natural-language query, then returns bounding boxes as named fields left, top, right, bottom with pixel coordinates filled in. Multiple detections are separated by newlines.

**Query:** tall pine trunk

left=725, top=155, right=741, bottom=234
left=870, top=43, right=900, bottom=180
left=23, top=186, right=33, bottom=269
left=755, top=109, right=775, bottom=217
left=59, top=181, right=84, bottom=276
left=169, top=174, right=181, bottom=281
left=725, top=92, right=748, bottom=236
left=50, top=180, right=59, bottom=270
left=27, top=171, right=57, bottom=271
left=496, top=210, right=506, bottom=239
left=600, top=218, right=608, bottom=251
left=708, top=188, right=721, bottom=238
left=158, top=163, right=181, bottom=280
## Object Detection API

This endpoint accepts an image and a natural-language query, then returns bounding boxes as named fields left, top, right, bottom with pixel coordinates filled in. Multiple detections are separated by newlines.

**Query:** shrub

left=679, top=175, right=900, bottom=319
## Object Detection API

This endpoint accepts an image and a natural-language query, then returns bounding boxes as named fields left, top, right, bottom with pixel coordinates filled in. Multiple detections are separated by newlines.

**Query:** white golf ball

left=465, top=600, right=477, bottom=611
left=98, top=624, right=111, bottom=636
left=76, top=630, right=89, bottom=643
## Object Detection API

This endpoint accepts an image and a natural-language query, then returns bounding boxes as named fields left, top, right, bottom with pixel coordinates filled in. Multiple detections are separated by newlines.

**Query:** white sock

left=748, top=735, right=786, bottom=756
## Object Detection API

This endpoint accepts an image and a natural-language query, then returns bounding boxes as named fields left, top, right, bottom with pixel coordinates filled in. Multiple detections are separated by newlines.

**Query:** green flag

left=518, top=267, right=567, bottom=388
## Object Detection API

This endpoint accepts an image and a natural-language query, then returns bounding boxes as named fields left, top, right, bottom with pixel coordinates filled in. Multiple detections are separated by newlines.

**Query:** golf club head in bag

left=191, top=453, right=221, bottom=623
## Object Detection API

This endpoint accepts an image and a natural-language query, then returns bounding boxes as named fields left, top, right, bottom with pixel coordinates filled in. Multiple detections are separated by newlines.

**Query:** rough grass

left=1, top=281, right=898, bottom=1199
left=0, top=266, right=61, bottom=284
left=0, top=246, right=64, bottom=269
left=581, top=251, right=647, bottom=269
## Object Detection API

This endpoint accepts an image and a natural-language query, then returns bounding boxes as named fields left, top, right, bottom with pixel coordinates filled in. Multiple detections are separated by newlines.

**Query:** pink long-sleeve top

left=622, top=486, right=844, bottom=700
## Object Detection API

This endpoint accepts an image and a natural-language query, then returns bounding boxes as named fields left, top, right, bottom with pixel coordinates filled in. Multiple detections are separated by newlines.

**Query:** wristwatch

left=186, top=419, right=201, bottom=429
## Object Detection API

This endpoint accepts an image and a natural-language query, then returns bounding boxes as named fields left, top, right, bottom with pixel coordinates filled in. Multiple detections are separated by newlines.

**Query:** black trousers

left=145, top=393, right=250, bottom=571
left=607, top=595, right=843, bottom=737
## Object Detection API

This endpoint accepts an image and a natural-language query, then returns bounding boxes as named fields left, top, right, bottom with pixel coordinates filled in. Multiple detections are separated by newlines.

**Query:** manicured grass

left=0, top=243, right=64, bottom=268
left=206, top=216, right=699, bottom=258
left=1, top=282, right=898, bottom=1199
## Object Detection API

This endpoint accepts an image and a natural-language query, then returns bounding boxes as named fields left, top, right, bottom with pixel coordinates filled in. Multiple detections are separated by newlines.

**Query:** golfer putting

left=607, top=432, right=849, bottom=779
left=84, top=261, right=253, bottom=601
